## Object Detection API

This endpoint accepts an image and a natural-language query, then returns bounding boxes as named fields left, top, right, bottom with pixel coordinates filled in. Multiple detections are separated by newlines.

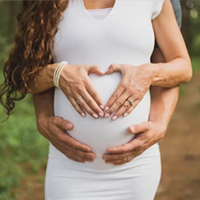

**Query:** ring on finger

left=127, top=98, right=134, bottom=106
left=122, top=153, right=126, bottom=158
left=76, top=96, right=83, bottom=104
left=123, top=155, right=132, bottom=162
left=123, top=156, right=128, bottom=162
left=127, top=156, right=131, bottom=161
left=122, top=153, right=127, bottom=161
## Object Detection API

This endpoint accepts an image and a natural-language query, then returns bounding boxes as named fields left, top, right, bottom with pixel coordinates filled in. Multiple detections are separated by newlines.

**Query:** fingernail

left=66, top=123, right=72, bottom=129
left=112, top=116, right=117, bottom=121
left=81, top=113, right=86, bottom=117
left=93, top=114, right=98, bottom=119
left=129, top=125, right=135, bottom=132
left=100, top=105, right=104, bottom=110
left=105, top=113, right=110, bottom=118
left=99, top=112, right=104, bottom=117
left=124, top=113, right=128, bottom=117
left=105, top=107, right=109, bottom=111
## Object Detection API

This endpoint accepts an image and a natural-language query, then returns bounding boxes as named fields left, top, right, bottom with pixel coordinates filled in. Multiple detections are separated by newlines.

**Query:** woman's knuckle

left=127, top=78, right=133, bottom=84
left=122, top=82, right=128, bottom=89
left=91, top=92, right=98, bottom=99
left=82, top=79, right=88, bottom=86
left=77, top=86, right=83, bottom=92
left=127, top=87, right=134, bottom=94
left=112, top=93, right=119, bottom=100
left=116, top=100, right=122, bottom=107
left=87, top=99, right=93, bottom=105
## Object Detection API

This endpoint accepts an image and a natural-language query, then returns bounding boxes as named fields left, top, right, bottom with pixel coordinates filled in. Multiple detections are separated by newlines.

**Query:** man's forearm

left=33, top=87, right=55, bottom=124
left=149, top=47, right=179, bottom=126
left=149, top=86, right=179, bottom=126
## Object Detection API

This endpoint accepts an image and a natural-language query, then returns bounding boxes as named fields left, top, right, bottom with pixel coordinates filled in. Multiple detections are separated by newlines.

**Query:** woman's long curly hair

left=0, top=0, right=69, bottom=118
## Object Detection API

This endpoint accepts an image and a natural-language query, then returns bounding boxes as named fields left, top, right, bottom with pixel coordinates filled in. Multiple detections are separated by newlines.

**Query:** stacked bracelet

left=53, top=61, right=68, bottom=88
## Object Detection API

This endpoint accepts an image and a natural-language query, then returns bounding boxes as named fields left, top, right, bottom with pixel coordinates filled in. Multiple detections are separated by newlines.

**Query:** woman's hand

left=103, top=63, right=154, bottom=120
left=102, top=121, right=166, bottom=165
left=59, top=64, right=105, bottom=119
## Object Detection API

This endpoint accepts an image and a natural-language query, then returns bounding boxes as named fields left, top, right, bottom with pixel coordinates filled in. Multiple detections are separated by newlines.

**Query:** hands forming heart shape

left=59, top=63, right=153, bottom=121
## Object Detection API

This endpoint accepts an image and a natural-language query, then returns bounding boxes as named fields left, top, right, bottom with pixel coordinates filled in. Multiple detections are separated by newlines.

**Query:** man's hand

left=102, top=121, right=166, bottom=165
left=37, top=115, right=96, bottom=163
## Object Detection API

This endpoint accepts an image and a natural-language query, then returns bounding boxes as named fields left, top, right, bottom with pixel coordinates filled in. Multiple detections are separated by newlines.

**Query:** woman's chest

left=52, top=0, right=155, bottom=67
left=54, top=1, right=155, bottom=55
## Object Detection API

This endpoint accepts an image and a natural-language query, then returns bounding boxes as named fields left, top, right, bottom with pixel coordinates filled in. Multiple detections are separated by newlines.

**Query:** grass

left=0, top=57, right=199, bottom=200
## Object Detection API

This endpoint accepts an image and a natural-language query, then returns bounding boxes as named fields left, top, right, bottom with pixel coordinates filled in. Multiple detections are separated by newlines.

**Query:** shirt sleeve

left=170, top=0, right=182, bottom=28
left=151, top=0, right=165, bottom=20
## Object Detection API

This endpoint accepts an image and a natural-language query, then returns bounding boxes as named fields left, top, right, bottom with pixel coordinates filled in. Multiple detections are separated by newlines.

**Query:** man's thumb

left=128, top=122, right=149, bottom=134
left=58, top=117, right=74, bottom=131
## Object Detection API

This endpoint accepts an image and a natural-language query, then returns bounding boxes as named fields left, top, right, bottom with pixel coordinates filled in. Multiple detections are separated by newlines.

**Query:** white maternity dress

left=45, top=0, right=165, bottom=199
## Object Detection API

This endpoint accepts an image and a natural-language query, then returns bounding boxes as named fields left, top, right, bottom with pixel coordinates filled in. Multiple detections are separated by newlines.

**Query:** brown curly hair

left=0, top=0, right=69, bottom=117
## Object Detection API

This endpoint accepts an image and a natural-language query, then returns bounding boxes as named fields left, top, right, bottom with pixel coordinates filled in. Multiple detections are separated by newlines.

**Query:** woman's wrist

left=53, top=61, right=68, bottom=88
left=46, top=61, right=68, bottom=88
left=47, top=62, right=58, bottom=87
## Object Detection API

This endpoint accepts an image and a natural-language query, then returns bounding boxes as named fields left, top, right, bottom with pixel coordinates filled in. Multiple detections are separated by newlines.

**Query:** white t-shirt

left=87, top=7, right=112, bottom=19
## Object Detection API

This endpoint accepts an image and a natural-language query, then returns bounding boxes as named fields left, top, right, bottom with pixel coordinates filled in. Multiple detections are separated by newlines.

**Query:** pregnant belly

left=53, top=73, right=151, bottom=169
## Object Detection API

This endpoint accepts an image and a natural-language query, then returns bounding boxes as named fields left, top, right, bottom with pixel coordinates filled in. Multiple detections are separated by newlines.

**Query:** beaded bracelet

left=53, top=61, right=68, bottom=88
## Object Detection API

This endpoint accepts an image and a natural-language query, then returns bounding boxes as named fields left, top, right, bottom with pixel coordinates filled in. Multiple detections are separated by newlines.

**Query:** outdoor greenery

left=0, top=1, right=200, bottom=200
left=0, top=73, right=48, bottom=200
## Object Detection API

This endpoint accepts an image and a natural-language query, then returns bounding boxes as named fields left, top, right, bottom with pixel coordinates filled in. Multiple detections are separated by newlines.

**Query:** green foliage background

left=0, top=1, right=200, bottom=200
left=0, top=76, right=49, bottom=199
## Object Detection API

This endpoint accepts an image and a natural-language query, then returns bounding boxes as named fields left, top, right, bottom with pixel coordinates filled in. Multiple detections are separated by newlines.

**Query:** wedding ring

left=76, top=96, right=83, bottom=104
left=127, top=98, right=134, bottom=106
left=123, top=155, right=131, bottom=162
left=123, top=157, right=128, bottom=162
left=122, top=153, right=127, bottom=161
left=127, top=156, right=131, bottom=161
left=123, top=154, right=129, bottom=162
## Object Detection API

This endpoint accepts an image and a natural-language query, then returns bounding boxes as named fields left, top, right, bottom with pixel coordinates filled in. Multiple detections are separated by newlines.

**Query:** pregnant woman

left=0, top=0, right=192, bottom=199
